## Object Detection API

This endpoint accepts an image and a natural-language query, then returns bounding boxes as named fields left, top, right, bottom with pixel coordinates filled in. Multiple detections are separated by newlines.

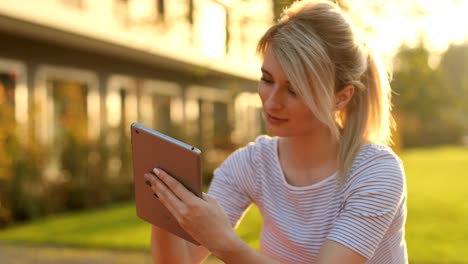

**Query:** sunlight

left=127, top=0, right=154, bottom=20
left=170, top=97, right=183, bottom=124
left=185, top=99, right=199, bottom=121
left=419, top=0, right=468, bottom=50
left=15, top=81, right=27, bottom=124
left=199, top=2, right=226, bottom=58
left=106, top=91, right=121, bottom=128
left=351, top=0, right=468, bottom=58
left=139, top=94, right=153, bottom=127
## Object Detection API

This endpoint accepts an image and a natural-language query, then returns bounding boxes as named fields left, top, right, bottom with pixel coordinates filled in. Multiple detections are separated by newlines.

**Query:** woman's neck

left=277, top=132, right=339, bottom=186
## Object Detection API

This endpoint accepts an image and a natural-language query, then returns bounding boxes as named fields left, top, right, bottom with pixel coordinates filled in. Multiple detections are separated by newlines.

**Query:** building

left=0, top=0, right=272, bottom=183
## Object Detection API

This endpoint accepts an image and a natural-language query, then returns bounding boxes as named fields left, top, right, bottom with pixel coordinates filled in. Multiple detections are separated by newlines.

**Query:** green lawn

left=0, top=146, right=467, bottom=262
left=0, top=202, right=150, bottom=250
left=401, top=146, right=468, bottom=262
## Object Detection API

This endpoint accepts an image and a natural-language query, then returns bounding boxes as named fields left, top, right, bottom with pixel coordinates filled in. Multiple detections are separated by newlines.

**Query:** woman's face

left=258, top=46, right=326, bottom=138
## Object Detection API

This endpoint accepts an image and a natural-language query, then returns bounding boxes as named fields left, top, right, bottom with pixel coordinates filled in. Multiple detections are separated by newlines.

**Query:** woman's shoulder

left=233, top=134, right=276, bottom=158
left=251, top=134, right=277, bottom=147
left=355, top=143, right=401, bottom=166
left=220, top=135, right=276, bottom=168
left=346, top=143, right=405, bottom=187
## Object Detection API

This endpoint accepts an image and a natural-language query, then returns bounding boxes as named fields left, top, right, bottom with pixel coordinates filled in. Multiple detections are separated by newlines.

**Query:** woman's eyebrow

left=260, top=67, right=271, bottom=76
left=260, top=67, right=292, bottom=85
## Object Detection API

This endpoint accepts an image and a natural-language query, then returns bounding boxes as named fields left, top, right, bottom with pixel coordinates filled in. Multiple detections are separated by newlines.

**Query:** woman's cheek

left=258, top=84, right=268, bottom=105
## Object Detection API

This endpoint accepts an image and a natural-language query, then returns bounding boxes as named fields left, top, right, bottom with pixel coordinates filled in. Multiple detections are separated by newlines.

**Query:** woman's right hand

left=145, top=168, right=240, bottom=255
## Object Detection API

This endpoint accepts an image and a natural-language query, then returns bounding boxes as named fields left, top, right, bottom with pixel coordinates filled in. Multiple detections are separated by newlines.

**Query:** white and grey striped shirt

left=208, top=135, right=408, bottom=263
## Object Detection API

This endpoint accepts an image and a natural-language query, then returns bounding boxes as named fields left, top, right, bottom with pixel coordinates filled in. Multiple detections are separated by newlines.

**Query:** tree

left=272, top=0, right=293, bottom=21
left=437, top=43, right=468, bottom=133
left=392, top=43, right=463, bottom=147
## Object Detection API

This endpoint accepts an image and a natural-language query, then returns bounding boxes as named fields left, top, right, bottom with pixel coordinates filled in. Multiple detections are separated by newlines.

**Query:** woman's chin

left=265, top=126, right=290, bottom=137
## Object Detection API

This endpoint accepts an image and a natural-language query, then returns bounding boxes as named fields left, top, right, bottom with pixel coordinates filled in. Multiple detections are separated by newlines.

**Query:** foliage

left=391, top=43, right=465, bottom=147
left=437, top=43, right=468, bottom=132
left=272, top=0, right=295, bottom=21
left=0, top=87, right=47, bottom=225
left=0, top=83, right=135, bottom=225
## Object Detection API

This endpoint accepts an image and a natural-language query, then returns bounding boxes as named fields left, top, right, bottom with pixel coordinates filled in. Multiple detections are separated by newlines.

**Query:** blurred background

left=0, top=0, right=467, bottom=263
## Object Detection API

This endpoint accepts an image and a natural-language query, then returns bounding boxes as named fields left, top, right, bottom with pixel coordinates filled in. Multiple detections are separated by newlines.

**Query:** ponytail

left=337, top=46, right=394, bottom=183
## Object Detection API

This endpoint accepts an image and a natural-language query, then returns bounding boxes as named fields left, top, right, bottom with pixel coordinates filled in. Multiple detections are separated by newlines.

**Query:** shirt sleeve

left=326, top=146, right=406, bottom=259
left=208, top=142, right=259, bottom=228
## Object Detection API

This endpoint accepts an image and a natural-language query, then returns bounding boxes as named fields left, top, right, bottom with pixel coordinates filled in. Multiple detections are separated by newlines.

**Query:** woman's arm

left=150, top=225, right=210, bottom=264
left=315, top=240, right=366, bottom=264
left=209, top=235, right=279, bottom=264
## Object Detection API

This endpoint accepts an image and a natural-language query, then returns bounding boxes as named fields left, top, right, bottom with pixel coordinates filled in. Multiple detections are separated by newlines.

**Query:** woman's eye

left=260, top=77, right=273, bottom=84
left=287, top=87, right=297, bottom=96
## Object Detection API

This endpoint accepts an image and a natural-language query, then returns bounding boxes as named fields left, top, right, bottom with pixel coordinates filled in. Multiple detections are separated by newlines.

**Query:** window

left=140, top=79, right=183, bottom=138
left=198, top=2, right=226, bottom=57
left=50, top=78, right=89, bottom=143
left=0, top=59, right=28, bottom=138
left=35, top=65, right=99, bottom=180
left=106, top=75, right=137, bottom=134
left=0, top=72, right=16, bottom=111
left=185, top=85, right=233, bottom=172
left=213, top=102, right=230, bottom=148
left=233, top=92, right=264, bottom=145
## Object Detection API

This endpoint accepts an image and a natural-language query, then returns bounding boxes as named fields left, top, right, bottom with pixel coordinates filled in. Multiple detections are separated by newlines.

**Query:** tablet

left=130, top=122, right=202, bottom=245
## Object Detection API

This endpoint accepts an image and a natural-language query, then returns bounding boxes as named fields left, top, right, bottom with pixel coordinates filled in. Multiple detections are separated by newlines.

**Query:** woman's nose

left=264, top=86, right=284, bottom=110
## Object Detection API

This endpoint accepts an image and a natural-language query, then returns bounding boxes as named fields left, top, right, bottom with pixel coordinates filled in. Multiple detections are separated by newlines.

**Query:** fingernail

left=153, top=168, right=160, bottom=175
left=145, top=180, right=151, bottom=187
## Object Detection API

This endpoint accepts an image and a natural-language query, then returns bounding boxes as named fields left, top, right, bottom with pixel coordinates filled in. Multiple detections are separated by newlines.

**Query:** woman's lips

left=266, top=113, right=288, bottom=125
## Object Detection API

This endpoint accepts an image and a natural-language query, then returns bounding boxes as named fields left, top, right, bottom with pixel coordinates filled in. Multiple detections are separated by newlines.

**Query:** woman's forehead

left=262, top=47, right=288, bottom=79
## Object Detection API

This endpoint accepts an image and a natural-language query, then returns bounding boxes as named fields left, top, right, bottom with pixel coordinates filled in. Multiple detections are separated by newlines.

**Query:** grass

left=401, top=146, right=468, bottom=262
left=0, top=146, right=467, bottom=263
left=0, top=202, right=151, bottom=250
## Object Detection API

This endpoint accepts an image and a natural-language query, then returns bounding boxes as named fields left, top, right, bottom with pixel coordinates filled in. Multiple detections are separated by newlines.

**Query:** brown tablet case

left=130, top=122, right=202, bottom=245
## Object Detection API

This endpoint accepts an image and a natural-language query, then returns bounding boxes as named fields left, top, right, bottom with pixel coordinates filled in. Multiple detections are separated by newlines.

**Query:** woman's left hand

left=144, top=168, right=238, bottom=253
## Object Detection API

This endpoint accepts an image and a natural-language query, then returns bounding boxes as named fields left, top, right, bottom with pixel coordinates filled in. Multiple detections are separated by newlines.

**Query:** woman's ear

left=335, top=85, right=354, bottom=110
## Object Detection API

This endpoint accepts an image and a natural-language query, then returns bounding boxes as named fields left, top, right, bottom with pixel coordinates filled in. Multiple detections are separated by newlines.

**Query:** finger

left=202, top=192, right=216, bottom=203
left=150, top=173, right=198, bottom=225
left=153, top=168, right=197, bottom=203
left=144, top=173, right=185, bottom=214
left=144, top=173, right=161, bottom=198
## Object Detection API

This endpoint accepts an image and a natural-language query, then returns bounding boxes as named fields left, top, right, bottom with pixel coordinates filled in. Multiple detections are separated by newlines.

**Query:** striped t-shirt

left=208, top=135, right=408, bottom=263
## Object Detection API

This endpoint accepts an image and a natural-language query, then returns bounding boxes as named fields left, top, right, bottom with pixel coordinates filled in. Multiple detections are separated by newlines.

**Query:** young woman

left=144, top=0, right=408, bottom=263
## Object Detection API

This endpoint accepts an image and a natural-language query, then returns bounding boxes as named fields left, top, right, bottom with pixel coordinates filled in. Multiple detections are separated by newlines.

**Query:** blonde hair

left=257, top=0, right=394, bottom=182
